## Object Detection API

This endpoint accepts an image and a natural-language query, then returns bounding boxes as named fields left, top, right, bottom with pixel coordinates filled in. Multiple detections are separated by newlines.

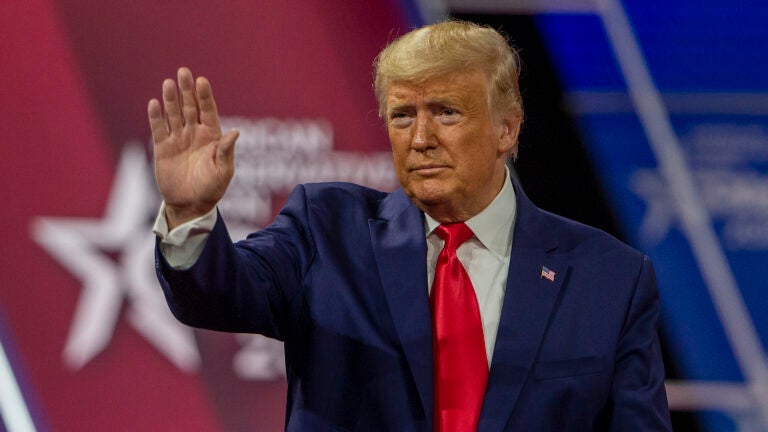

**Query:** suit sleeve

left=154, top=185, right=316, bottom=341
left=608, top=255, right=672, bottom=431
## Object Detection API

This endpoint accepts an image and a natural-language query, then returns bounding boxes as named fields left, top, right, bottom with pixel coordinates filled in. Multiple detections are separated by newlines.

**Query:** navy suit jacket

left=156, top=180, right=671, bottom=431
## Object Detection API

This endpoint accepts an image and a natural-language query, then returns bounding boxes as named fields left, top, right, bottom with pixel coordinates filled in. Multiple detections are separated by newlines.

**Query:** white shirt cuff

left=152, top=202, right=217, bottom=269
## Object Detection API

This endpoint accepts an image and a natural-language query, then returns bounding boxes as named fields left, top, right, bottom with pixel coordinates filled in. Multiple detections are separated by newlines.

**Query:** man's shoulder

left=535, top=207, right=643, bottom=261
left=300, top=182, right=390, bottom=204
left=293, top=182, right=400, bottom=218
left=301, top=181, right=386, bottom=196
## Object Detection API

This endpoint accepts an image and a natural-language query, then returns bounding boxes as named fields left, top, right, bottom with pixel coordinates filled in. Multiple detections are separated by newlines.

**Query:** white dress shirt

left=424, top=175, right=516, bottom=366
left=154, top=175, right=517, bottom=367
left=153, top=202, right=216, bottom=270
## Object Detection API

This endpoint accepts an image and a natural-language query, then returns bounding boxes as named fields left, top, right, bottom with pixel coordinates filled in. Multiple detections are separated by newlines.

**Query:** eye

left=388, top=111, right=413, bottom=128
left=438, top=108, right=461, bottom=124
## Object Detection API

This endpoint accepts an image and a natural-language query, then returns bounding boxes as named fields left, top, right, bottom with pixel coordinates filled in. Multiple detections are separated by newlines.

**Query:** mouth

left=409, top=164, right=448, bottom=176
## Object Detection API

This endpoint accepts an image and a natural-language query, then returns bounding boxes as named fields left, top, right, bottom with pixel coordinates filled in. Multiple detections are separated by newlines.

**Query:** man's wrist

left=153, top=202, right=217, bottom=269
left=164, top=203, right=216, bottom=232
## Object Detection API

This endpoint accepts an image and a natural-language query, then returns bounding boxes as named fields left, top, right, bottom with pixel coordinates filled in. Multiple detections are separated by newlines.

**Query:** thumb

left=217, top=129, right=239, bottom=163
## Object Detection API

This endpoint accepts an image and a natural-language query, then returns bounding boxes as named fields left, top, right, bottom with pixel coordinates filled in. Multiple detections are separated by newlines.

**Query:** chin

left=406, top=182, right=452, bottom=208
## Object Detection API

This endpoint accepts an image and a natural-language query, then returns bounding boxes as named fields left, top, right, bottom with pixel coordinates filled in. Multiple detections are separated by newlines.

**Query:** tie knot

left=434, top=222, right=474, bottom=251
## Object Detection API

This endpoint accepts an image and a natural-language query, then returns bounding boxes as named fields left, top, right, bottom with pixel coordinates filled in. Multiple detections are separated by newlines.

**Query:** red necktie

left=431, top=223, right=488, bottom=431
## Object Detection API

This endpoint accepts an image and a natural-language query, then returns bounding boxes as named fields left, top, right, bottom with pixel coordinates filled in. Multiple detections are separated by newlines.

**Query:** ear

left=496, top=111, right=522, bottom=156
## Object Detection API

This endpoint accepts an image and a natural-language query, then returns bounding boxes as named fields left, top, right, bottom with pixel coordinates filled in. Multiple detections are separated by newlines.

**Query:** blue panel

left=623, top=0, right=768, bottom=92
left=537, top=1, right=768, bottom=430
left=535, top=14, right=626, bottom=90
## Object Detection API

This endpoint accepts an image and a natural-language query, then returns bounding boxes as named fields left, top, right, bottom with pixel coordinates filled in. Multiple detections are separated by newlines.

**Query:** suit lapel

left=368, top=184, right=572, bottom=431
left=478, top=183, right=571, bottom=432
left=368, top=189, right=434, bottom=428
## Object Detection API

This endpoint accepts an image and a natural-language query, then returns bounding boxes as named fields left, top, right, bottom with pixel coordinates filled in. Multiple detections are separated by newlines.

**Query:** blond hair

left=374, top=20, right=523, bottom=119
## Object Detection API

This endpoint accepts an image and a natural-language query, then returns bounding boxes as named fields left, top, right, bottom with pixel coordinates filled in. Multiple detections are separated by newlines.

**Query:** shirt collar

left=424, top=168, right=517, bottom=257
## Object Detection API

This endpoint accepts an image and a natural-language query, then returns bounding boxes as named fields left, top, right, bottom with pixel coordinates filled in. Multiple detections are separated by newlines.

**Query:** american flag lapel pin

left=540, top=266, right=556, bottom=282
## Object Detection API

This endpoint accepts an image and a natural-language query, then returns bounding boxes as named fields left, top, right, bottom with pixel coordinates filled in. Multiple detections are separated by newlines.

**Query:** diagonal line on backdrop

left=595, top=0, right=768, bottom=426
left=0, top=335, right=37, bottom=432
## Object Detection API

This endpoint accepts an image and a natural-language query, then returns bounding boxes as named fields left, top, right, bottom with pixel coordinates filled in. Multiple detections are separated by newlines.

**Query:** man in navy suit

left=149, top=20, right=671, bottom=431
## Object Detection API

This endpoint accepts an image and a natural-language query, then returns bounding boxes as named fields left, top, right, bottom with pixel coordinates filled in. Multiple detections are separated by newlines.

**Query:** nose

left=411, top=112, right=434, bottom=151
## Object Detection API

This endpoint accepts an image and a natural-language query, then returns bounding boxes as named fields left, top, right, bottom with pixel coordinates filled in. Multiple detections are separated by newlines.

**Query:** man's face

left=385, top=69, right=520, bottom=222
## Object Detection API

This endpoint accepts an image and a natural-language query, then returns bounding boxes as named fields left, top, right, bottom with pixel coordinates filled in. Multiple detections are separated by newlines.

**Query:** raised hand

left=148, top=67, right=239, bottom=230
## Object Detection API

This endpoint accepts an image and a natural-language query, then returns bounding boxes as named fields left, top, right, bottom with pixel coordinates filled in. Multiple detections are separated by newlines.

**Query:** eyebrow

left=425, top=95, right=462, bottom=105
left=387, top=96, right=462, bottom=112
left=386, top=103, right=413, bottom=116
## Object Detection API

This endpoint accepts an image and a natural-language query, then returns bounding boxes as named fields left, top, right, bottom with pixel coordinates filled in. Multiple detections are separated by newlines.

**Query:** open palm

left=148, top=67, right=239, bottom=229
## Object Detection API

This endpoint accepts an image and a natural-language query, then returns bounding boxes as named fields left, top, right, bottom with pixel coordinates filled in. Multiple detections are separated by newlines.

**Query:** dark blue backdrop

left=537, top=1, right=768, bottom=430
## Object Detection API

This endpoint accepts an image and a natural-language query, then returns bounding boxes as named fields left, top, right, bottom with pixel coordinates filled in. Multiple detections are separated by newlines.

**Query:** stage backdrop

left=0, top=0, right=411, bottom=430
left=536, top=0, right=768, bottom=430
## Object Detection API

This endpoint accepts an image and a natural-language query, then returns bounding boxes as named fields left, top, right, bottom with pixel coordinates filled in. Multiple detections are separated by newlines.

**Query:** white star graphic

left=28, top=117, right=388, bottom=380
left=31, top=144, right=201, bottom=372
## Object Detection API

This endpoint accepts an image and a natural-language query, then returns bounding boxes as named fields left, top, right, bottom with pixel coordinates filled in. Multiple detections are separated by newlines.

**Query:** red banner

left=0, top=0, right=407, bottom=429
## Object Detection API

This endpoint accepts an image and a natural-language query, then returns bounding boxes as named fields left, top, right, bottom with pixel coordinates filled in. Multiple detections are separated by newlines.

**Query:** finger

left=216, top=129, right=240, bottom=179
left=217, top=129, right=239, bottom=166
left=162, top=78, right=184, bottom=132
left=147, top=98, right=169, bottom=144
left=178, top=67, right=199, bottom=126
left=196, top=76, right=221, bottom=130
